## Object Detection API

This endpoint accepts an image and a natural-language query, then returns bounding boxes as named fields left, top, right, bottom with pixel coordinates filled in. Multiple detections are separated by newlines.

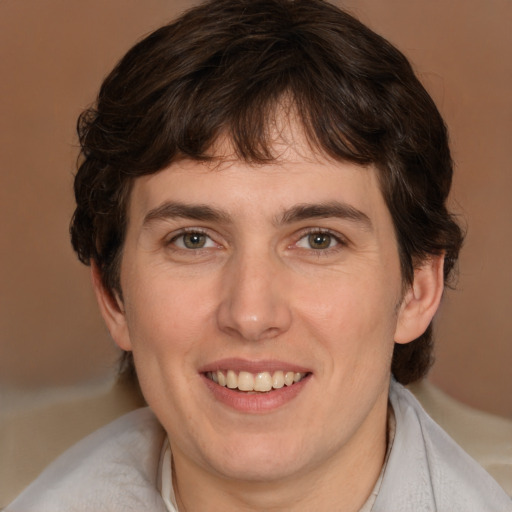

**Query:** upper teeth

left=206, top=370, right=306, bottom=392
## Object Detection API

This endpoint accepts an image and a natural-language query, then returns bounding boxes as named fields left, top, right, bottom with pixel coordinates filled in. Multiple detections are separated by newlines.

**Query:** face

left=98, top=142, right=418, bottom=486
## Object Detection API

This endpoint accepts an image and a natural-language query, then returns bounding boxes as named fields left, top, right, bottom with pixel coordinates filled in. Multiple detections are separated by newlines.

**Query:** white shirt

left=6, top=380, right=511, bottom=511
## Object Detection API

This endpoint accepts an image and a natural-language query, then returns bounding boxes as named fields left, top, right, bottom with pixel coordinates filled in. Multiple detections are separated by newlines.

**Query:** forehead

left=126, top=116, right=390, bottom=230
left=127, top=153, right=390, bottom=235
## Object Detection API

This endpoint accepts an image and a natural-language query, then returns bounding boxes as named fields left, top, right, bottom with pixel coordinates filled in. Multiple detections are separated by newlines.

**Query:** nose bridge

left=217, top=244, right=291, bottom=341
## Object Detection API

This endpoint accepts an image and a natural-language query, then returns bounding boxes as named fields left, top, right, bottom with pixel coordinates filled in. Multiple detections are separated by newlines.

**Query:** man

left=6, top=0, right=510, bottom=510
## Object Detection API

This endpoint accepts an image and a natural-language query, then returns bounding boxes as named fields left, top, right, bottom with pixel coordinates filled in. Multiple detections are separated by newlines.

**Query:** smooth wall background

left=1, top=0, right=511, bottom=418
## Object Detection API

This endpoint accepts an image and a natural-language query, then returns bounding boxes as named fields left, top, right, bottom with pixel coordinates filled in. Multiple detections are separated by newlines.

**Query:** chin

left=202, top=433, right=314, bottom=483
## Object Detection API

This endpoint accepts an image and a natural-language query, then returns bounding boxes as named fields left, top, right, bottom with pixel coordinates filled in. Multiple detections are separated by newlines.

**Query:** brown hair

left=71, top=0, right=463, bottom=384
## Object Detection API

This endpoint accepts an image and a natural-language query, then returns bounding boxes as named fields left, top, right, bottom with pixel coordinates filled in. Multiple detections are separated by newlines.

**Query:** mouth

left=204, top=370, right=310, bottom=393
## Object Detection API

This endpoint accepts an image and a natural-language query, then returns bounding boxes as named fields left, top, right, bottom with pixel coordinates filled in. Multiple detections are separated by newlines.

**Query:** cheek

left=123, top=274, right=209, bottom=358
left=123, top=281, right=202, bottom=407
left=293, top=269, right=399, bottom=382
left=297, top=271, right=399, bottom=336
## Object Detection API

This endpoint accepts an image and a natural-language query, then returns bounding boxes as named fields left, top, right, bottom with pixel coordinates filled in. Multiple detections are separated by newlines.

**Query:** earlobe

left=91, top=263, right=133, bottom=351
left=394, top=255, right=445, bottom=344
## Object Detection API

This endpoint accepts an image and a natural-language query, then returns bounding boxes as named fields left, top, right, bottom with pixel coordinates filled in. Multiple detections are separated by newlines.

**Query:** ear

left=91, top=262, right=133, bottom=351
left=394, top=255, right=445, bottom=344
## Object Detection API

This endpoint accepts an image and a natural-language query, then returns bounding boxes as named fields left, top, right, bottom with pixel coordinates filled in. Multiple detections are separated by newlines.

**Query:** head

left=71, top=1, right=464, bottom=500
left=71, top=0, right=462, bottom=385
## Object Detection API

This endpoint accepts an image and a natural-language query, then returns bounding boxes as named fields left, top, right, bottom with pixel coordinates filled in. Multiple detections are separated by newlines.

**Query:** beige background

left=1, top=0, right=511, bottom=418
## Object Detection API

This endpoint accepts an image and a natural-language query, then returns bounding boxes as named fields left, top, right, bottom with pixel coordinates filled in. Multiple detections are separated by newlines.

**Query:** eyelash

left=293, top=228, right=348, bottom=253
left=164, top=227, right=348, bottom=254
left=166, top=228, right=218, bottom=250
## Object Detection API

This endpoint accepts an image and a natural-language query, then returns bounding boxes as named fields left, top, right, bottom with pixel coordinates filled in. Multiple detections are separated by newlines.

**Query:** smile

left=205, top=370, right=308, bottom=392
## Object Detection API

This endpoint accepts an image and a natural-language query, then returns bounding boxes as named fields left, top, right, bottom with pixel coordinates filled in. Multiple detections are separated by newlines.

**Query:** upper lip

left=198, top=358, right=312, bottom=374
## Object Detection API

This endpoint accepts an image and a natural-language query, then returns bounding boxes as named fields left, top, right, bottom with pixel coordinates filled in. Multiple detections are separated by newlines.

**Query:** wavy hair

left=71, top=0, right=464, bottom=384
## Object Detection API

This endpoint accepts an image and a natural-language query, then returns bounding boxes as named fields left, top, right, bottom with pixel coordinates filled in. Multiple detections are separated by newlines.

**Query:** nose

left=216, top=251, right=292, bottom=342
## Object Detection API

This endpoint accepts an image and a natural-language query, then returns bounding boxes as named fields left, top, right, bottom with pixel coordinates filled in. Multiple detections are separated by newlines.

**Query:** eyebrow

left=143, top=200, right=372, bottom=230
left=278, top=202, right=373, bottom=230
left=143, top=201, right=231, bottom=226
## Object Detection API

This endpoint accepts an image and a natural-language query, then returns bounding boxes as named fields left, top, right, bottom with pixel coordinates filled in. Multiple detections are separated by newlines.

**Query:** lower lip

left=202, top=374, right=311, bottom=413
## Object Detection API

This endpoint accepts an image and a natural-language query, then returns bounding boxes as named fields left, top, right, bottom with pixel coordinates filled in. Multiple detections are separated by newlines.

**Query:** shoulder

left=408, top=379, right=512, bottom=495
left=374, top=380, right=511, bottom=512
left=5, top=407, right=168, bottom=512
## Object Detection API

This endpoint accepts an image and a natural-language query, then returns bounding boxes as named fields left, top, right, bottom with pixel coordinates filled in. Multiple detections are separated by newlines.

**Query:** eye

left=296, top=231, right=341, bottom=250
left=171, top=231, right=217, bottom=250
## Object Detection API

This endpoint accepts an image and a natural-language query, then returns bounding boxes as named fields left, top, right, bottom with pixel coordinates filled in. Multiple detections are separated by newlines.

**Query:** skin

left=94, top=133, right=444, bottom=511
